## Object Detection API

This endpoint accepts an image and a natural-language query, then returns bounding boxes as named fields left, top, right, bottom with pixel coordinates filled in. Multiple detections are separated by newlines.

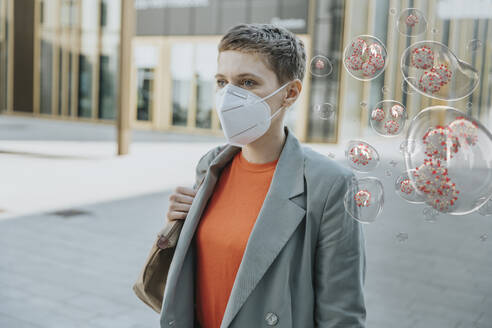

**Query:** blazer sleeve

left=314, top=174, right=367, bottom=328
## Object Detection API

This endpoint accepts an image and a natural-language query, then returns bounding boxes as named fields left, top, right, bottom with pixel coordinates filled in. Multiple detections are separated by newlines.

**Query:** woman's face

left=215, top=50, right=287, bottom=116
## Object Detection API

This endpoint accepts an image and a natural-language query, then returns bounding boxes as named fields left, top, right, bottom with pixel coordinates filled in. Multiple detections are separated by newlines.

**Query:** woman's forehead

left=217, top=50, right=276, bottom=81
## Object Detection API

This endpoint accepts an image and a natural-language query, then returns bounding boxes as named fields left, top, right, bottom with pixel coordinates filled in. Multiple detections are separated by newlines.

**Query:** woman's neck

left=240, top=125, right=286, bottom=164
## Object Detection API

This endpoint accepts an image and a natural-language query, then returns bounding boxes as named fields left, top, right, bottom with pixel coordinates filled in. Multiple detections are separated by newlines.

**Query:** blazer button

left=265, top=312, right=278, bottom=326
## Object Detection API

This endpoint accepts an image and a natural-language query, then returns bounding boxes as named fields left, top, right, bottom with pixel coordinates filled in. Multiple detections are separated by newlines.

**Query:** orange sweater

left=194, top=150, right=278, bottom=328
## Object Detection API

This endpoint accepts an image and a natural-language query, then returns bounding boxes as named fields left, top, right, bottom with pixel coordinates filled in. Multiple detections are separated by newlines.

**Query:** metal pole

left=117, top=0, right=134, bottom=155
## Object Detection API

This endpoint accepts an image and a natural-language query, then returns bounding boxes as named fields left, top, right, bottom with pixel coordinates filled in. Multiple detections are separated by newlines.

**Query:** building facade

left=1, top=0, right=490, bottom=144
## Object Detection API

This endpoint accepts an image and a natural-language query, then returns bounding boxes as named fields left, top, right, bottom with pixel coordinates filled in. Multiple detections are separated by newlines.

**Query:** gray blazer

left=160, top=125, right=366, bottom=328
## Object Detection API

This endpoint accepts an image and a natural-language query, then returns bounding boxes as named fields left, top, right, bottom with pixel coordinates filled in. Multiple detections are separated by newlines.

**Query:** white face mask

left=214, top=82, right=290, bottom=147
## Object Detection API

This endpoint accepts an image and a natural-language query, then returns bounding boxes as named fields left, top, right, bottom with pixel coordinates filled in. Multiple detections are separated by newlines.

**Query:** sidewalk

left=1, top=115, right=491, bottom=328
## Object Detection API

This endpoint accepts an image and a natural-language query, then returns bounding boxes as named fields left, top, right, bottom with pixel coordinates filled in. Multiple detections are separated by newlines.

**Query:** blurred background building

left=0, top=0, right=491, bottom=144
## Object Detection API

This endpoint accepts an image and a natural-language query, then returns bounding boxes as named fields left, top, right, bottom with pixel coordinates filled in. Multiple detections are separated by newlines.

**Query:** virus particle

left=384, top=119, right=400, bottom=135
left=354, top=189, right=371, bottom=207
left=390, top=104, right=405, bottom=119
left=411, top=46, right=434, bottom=69
left=348, top=143, right=373, bottom=167
left=422, top=126, right=460, bottom=160
left=371, top=107, right=385, bottom=122
left=418, top=70, right=441, bottom=94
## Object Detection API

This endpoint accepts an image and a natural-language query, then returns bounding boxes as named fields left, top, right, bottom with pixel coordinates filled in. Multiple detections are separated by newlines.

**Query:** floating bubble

left=370, top=100, right=407, bottom=137
left=480, top=233, right=488, bottom=241
left=382, top=85, right=390, bottom=94
left=345, top=140, right=380, bottom=172
left=310, top=55, right=333, bottom=77
left=389, top=8, right=397, bottom=15
left=397, top=8, right=427, bottom=37
left=401, top=77, right=417, bottom=95
left=314, top=103, right=335, bottom=120
left=327, top=152, right=336, bottom=159
left=389, top=160, right=398, bottom=167
left=344, top=177, right=384, bottom=224
left=476, top=197, right=492, bottom=216
left=403, top=106, right=492, bottom=215
left=343, top=35, right=388, bottom=81
left=360, top=101, right=368, bottom=109
left=385, top=169, right=392, bottom=177
left=395, top=170, right=424, bottom=204
left=431, top=27, right=439, bottom=34
left=401, top=41, right=480, bottom=101
left=423, top=207, right=439, bottom=222
left=467, top=39, right=482, bottom=52
left=396, top=232, right=408, bottom=242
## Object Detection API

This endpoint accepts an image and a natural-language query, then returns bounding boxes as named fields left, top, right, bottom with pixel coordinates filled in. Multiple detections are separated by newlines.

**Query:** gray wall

left=136, top=0, right=309, bottom=36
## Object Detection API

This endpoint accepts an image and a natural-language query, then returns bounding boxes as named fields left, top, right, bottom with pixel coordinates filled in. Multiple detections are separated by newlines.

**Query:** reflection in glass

left=136, top=68, right=154, bottom=121
left=40, top=40, right=53, bottom=114
left=171, top=43, right=193, bottom=126
left=78, top=54, right=92, bottom=118
left=58, top=48, right=62, bottom=115
left=98, top=55, right=116, bottom=119
left=195, top=44, right=216, bottom=129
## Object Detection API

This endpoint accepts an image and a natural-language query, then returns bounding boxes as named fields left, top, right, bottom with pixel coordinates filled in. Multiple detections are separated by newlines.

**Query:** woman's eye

left=242, top=80, right=255, bottom=87
left=216, top=80, right=226, bottom=87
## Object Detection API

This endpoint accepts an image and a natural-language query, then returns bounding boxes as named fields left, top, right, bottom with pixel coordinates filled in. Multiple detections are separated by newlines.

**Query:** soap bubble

left=395, top=170, right=424, bottom=204
left=397, top=8, right=427, bottom=37
left=343, top=35, right=388, bottom=81
left=480, top=233, right=489, bottom=241
left=370, top=100, right=407, bottom=137
left=401, top=41, right=480, bottom=101
left=396, top=232, right=408, bottom=242
left=401, top=77, right=417, bottom=95
left=314, top=103, right=335, bottom=120
left=345, top=140, right=380, bottom=172
left=360, top=101, right=367, bottom=109
left=344, top=177, right=384, bottom=224
left=403, top=106, right=492, bottom=215
left=310, top=55, right=333, bottom=77
left=467, top=39, right=482, bottom=52
left=431, top=27, right=439, bottom=34
left=389, top=8, right=397, bottom=15
left=423, top=207, right=439, bottom=222
left=476, top=197, right=492, bottom=216
left=382, top=85, right=390, bottom=94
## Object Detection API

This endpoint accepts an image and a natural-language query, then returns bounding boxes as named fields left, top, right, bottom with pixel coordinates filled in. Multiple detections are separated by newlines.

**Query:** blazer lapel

left=220, top=126, right=306, bottom=328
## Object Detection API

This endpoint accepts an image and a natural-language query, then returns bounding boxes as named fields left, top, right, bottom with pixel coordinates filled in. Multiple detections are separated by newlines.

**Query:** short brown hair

left=218, top=23, right=307, bottom=85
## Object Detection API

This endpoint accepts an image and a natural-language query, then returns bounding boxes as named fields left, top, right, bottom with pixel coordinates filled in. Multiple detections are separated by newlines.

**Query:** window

left=78, top=54, right=92, bottom=118
left=171, top=43, right=193, bottom=126
left=40, top=40, right=53, bottom=114
left=136, top=68, right=154, bottom=121
left=98, top=54, right=117, bottom=119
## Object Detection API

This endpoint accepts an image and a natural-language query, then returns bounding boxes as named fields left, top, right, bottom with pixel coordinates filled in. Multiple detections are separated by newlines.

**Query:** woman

left=162, top=23, right=366, bottom=328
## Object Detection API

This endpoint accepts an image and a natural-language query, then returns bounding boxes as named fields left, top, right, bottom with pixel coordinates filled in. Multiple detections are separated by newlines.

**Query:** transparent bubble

left=397, top=8, right=427, bottom=37
left=403, top=106, right=492, bottom=215
left=400, top=139, right=416, bottom=154
left=476, top=197, right=492, bottom=216
left=396, top=232, right=408, bottom=242
left=389, top=160, right=398, bottom=167
left=423, top=207, right=439, bottom=222
left=327, top=152, right=336, bottom=159
left=401, top=41, right=480, bottom=101
left=360, top=101, right=368, bottom=109
left=310, top=55, right=333, bottom=77
left=480, top=233, right=488, bottom=242
left=344, top=177, right=384, bottom=224
left=431, top=27, right=439, bottom=34
left=401, top=77, right=417, bottom=95
left=389, top=8, right=397, bottom=15
left=343, top=35, right=388, bottom=81
left=467, top=39, right=482, bottom=52
left=395, top=170, right=424, bottom=204
left=345, top=140, right=380, bottom=172
left=370, top=100, right=407, bottom=137
left=314, top=103, right=335, bottom=120
left=382, top=85, right=390, bottom=94
left=385, top=169, right=392, bottom=177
